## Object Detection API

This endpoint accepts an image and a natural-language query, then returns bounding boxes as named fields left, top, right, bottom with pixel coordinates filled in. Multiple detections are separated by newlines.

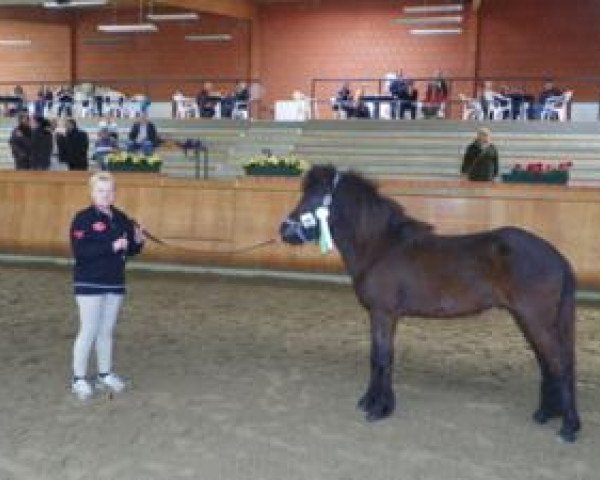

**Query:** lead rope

left=133, top=221, right=278, bottom=255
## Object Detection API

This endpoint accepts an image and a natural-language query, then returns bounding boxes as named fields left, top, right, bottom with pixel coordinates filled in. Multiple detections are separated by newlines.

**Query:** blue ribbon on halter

left=316, top=171, right=341, bottom=255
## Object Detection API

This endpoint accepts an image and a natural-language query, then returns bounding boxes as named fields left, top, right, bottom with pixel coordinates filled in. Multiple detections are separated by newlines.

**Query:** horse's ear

left=303, top=164, right=337, bottom=190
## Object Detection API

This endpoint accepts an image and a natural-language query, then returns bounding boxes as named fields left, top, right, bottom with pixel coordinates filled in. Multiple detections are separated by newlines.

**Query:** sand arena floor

left=0, top=264, right=599, bottom=480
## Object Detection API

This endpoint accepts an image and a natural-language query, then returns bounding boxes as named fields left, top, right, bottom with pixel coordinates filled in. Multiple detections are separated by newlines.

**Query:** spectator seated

left=541, top=90, right=573, bottom=121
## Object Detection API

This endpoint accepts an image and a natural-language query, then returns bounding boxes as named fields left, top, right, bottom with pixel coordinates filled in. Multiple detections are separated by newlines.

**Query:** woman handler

left=70, top=172, right=145, bottom=400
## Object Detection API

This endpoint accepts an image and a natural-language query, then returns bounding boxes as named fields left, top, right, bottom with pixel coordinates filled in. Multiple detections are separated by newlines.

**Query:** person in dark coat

left=127, top=114, right=160, bottom=155
left=30, top=116, right=53, bottom=170
left=461, top=127, right=499, bottom=181
left=58, top=119, right=89, bottom=171
left=9, top=113, right=32, bottom=170
left=399, top=81, right=419, bottom=119
left=196, top=82, right=216, bottom=118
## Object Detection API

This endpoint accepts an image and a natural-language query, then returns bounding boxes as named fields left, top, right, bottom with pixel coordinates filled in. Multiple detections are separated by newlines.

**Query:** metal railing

left=311, top=76, right=600, bottom=121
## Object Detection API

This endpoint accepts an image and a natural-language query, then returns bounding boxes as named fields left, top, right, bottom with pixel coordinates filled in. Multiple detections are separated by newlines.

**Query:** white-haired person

left=69, top=172, right=145, bottom=400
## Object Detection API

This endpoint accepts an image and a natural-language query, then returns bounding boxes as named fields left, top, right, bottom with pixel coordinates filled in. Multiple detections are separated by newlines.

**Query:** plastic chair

left=459, top=94, right=483, bottom=120
left=484, top=91, right=511, bottom=120
left=232, top=100, right=249, bottom=120
left=541, top=90, right=573, bottom=121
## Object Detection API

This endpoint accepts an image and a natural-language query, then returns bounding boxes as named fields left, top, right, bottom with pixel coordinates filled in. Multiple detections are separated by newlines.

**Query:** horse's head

left=280, top=165, right=339, bottom=245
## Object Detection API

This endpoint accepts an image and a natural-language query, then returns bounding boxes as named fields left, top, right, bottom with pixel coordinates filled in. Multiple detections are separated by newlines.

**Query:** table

left=275, top=99, right=311, bottom=121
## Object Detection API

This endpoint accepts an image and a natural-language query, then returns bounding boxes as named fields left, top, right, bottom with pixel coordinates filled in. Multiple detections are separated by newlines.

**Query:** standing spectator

left=461, top=127, right=499, bottom=181
left=389, top=71, right=408, bottom=119
left=69, top=172, right=145, bottom=400
left=30, top=116, right=53, bottom=170
left=9, top=113, right=32, bottom=170
left=57, top=119, right=89, bottom=171
left=399, top=81, right=419, bottom=119
left=127, top=113, right=160, bottom=154
left=423, top=70, right=449, bottom=118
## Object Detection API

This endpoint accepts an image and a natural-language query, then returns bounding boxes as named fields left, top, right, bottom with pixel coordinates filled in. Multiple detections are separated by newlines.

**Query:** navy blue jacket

left=70, top=205, right=143, bottom=295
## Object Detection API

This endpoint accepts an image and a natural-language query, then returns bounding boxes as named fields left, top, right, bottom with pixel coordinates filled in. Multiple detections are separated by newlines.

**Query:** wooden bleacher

left=1, top=118, right=600, bottom=182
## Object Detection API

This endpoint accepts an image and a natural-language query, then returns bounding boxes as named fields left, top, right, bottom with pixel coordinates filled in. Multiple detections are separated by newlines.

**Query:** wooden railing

left=1, top=171, right=600, bottom=288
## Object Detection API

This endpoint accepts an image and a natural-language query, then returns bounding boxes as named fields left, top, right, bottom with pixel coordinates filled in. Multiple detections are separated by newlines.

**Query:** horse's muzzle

left=279, top=218, right=305, bottom=245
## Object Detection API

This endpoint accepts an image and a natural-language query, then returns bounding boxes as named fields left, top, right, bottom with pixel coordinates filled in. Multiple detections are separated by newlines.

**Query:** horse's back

left=357, top=225, right=573, bottom=315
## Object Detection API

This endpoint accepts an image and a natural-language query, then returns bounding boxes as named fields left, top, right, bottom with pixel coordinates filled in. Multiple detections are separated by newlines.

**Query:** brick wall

left=478, top=0, right=600, bottom=99
left=1, top=1, right=600, bottom=107
left=257, top=0, right=475, bottom=117
left=0, top=9, right=71, bottom=97
left=74, top=9, right=251, bottom=99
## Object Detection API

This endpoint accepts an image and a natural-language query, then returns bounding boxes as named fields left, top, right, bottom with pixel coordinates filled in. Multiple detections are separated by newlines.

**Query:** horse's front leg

left=358, top=309, right=397, bottom=421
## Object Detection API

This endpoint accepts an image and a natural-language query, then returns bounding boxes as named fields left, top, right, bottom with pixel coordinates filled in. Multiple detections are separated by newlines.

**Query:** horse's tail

left=556, top=261, right=581, bottom=435
left=557, top=261, right=577, bottom=388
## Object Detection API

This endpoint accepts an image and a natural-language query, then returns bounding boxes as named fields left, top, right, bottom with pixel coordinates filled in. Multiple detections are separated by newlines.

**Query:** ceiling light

left=147, top=12, right=199, bottom=21
left=0, top=39, right=32, bottom=46
left=44, top=0, right=108, bottom=8
left=394, top=15, right=462, bottom=24
left=185, top=34, right=232, bottom=42
left=404, top=4, right=463, bottom=13
left=97, top=23, right=158, bottom=33
left=82, top=37, right=130, bottom=45
left=410, top=28, right=463, bottom=35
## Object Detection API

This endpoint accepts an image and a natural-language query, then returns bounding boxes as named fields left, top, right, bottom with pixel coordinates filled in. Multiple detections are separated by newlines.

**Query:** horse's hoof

left=365, top=407, right=393, bottom=422
left=364, top=396, right=395, bottom=422
left=357, top=394, right=370, bottom=412
left=558, top=427, right=578, bottom=443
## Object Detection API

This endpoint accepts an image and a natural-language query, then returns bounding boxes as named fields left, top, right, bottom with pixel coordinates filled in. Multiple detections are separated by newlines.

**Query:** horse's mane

left=304, top=166, right=434, bottom=244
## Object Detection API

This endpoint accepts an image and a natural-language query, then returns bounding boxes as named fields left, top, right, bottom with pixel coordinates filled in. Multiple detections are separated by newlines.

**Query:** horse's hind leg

left=358, top=309, right=397, bottom=421
left=510, top=290, right=580, bottom=442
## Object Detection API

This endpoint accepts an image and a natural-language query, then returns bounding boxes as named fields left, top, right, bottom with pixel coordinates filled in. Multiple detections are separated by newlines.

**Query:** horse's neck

left=331, top=216, right=386, bottom=281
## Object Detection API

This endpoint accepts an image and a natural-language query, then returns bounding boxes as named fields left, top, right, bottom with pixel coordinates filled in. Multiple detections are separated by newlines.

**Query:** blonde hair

left=89, top=172, right=115, bottom=192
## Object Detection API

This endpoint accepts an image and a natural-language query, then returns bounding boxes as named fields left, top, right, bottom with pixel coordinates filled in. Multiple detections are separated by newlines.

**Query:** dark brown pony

left=280, top=165, right=580, bottom=442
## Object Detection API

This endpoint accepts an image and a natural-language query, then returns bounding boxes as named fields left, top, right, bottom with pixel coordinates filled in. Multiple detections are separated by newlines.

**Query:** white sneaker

left=72, top=378, right=93, bottom=401
left=96, top=373, right=126, bottom=393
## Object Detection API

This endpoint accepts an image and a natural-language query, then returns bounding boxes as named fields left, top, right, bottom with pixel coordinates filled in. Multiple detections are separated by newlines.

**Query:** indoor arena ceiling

left=0, top=0, right=483, bottom=17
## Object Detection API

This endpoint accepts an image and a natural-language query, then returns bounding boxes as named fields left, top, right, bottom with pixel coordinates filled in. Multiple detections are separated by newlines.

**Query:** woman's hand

left=112, top=237, right=128, bottom=252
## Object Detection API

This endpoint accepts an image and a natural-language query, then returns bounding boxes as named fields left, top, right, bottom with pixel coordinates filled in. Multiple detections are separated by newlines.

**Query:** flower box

left=107, top=163, right=161, bottom=173
left=244, top=165, right=303, bottom=177
left=105, top=152, right=162, bottom=173
left=501, top=161, right=571, bottom=185
left=243, top=153, right=309, bottom=177
left=502, top=170, right=569, bottom=185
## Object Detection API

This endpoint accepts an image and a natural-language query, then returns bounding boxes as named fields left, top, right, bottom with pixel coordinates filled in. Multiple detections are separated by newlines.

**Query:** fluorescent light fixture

left=82, top=37, right=129, bottom=45
left=404, top=4, right=463, bottom=13
left=394, top=15, right=462, bottom=24
left=0, top=39, right=32, bottom=46
left=97, top=23, right=158, bottom=33
left=147, top=12, right=199, bottom=21
left=44, top=0, right=108, bottom=8
left=410, top=28, right=463, bottom=35
left=185, top=34, right=232, bottom=42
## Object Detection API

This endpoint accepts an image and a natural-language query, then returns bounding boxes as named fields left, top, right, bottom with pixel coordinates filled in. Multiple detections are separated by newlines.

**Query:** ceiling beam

left=159, top=0, right=256, bottom=20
